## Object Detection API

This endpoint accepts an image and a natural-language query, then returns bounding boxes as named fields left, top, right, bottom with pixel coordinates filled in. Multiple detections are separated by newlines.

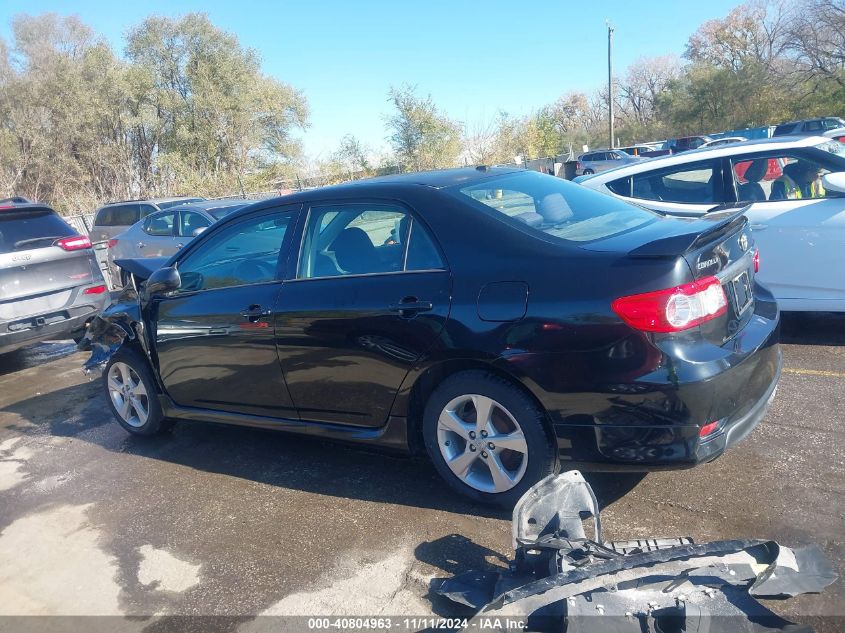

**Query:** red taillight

left=753, top=249, right=759, bottom=273
left=107, top=238, right=118, bottom=248
left=55, top=235, right=92, bottom=251
left=699, top=420, right=720, bottom=437
left=611, top=276, right=728, bottom=333
left=576, top=161, right=582, bottom=170
left=835, top=135, right=845, bottom=143
left=83, top=284, right=107, bottom=295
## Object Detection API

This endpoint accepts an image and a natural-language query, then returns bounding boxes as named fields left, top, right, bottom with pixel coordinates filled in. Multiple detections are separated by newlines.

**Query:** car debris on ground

left=433, top=471, right=837, bottom=632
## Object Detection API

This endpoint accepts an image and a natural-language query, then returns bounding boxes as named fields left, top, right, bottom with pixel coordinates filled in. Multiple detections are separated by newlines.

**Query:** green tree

left=385, top=85, right=461, bottom=171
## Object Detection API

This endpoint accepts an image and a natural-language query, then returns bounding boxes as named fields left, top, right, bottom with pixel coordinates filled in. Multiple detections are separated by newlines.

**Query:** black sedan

left=84, top=167, right=781, bottom=505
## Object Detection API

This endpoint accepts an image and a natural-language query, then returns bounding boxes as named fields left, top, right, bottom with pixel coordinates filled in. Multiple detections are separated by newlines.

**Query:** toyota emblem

left=739, top=234, right=749, bottom=251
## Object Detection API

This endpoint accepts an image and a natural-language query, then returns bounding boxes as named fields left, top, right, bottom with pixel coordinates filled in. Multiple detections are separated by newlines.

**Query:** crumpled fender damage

left=433, top=471, right=838, bottom=632
left=77, top=285, right=144, bottom=372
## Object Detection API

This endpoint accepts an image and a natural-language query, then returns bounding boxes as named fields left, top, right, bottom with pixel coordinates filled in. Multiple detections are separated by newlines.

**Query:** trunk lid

left=581, top=206, right=757, bottom=342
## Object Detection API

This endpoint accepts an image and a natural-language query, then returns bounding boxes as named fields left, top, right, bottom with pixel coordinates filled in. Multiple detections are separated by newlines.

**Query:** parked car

left=89, top=197, right=205, bottom=244
left=772, top=117, right=845, bottom=141
left=700, top=136, right=748, bottom=148
left=617, top=145, right=657, bottom=157
left=575, top=136, right=845, bottom=312
left=85, top=167, right=781, bottom=505
left=106, top=199, right=248, bottom=287
left=575, top=149, right=641, bottom=175
left=0, top=202, right=108, bottom=354
left=666, top=136, right=713, bottom=152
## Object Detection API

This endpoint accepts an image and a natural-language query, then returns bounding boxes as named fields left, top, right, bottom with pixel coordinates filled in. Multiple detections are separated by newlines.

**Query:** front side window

left=176, top=210, right=294, bottom=292
left=451, top=170, right=657, bottom=243
left=732, top=152, right=836, bottom=202
left=143, top=212, right=175, bottom=236
left=628, top=160, right=720, bottom=204
left=179, top=211, right=212, bottom=237
left=298, top=203, right=444, bottom=279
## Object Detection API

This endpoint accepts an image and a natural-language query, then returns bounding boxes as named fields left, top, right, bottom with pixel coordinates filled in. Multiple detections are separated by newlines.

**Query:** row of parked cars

left=576, top=116, right=845, bottom=175
left=0, top=195, right=248, bottom=355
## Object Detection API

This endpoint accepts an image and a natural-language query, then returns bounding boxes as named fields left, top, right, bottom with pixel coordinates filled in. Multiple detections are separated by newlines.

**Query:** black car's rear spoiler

left=628, top=204, right=751, bottom=258
left=113, top=257, right=169, bottom=281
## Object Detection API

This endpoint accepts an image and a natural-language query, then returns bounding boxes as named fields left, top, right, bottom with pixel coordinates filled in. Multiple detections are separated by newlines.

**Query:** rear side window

left=0, top=209, right=76, bottom=253
left=97, top=204, right=140, bottom=226
left=630, top=160, right=720, bottom=204
left=773, top=124, right=795, bottom=136
left=298, top=204, right=445, bottom=279
left=451, top=171, right=657, bottom=243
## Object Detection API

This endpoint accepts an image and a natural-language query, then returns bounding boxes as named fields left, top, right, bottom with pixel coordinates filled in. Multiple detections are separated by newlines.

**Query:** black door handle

left=388, top=298, right=433, bottom=317
left=240, top=304, right=269, bottom=321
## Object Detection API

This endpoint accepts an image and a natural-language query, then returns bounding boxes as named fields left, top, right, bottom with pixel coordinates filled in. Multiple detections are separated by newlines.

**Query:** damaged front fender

left=77, top=284, right=145, bottom=372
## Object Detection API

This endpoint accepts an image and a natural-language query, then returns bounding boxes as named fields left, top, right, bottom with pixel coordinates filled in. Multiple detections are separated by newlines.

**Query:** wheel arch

left=401, top=357, right=556, bottom=456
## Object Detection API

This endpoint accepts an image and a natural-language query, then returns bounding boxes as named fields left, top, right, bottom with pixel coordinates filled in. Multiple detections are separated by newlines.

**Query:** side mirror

left=191, top=227, right=207, bottom=237
left=821, top=171, right=845, bottom=194
left=144, top=266, right=181, bottom=297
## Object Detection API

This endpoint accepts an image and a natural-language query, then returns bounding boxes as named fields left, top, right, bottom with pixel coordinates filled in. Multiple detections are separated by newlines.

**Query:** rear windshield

left=773, top=124, right=795, bottom=136
left=449, top=171, right=658, bottom=243
left=0, top=209, right=76, bottom=253
left=158, top=198, right=205, bottom=210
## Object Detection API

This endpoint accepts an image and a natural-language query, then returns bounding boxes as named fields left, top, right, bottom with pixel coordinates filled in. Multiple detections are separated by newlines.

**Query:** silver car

left=89, top=197, right=206, bottom=244
left=0, top=202, right=108, bottom=354
left=575, top=149, right=641, bottom=176
left=106, top=199, right=248, bottom=287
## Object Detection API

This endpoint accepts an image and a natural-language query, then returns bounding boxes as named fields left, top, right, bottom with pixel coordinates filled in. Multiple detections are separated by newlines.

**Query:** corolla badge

left=696, top=256, right=719, bottom=271
left=739, top=234, right=749, bottom=251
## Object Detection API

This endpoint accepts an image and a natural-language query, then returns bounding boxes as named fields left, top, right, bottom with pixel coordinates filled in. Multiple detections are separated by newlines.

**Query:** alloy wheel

left=107, top=362, right=149, bottom=428
left=436, top=394, right=529, bottom=493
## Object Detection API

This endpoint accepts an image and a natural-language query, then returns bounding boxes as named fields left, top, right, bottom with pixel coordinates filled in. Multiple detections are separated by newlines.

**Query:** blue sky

left=0, top=0, right=742, bottom=157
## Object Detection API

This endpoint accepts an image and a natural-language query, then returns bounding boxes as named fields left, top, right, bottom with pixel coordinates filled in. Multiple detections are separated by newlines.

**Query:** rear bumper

left=504, top=293, right=781, bottom=472
left=0, top=289, right=108, bottom=354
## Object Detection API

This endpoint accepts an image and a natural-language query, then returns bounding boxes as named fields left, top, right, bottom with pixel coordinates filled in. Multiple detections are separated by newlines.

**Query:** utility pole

left=607, top=21, right=615, bottom=149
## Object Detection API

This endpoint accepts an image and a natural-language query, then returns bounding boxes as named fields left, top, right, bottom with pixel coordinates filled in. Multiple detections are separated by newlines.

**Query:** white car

left=576, top=136, right=845, bottom=312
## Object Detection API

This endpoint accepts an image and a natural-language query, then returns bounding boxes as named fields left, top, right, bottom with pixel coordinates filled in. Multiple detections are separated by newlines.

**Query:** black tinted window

left=0, top=209, right=75, bottom=253
left=177, top=210, right=293, bottom=292
left=607, top=176, right=633, bottom=196
left=98, top=204, right=139, bottom=226
left=773, top=124, right=795, bottom=136
left=405, top=220, right=445, bottom=270
left=630, top=160, right=720, bottom=204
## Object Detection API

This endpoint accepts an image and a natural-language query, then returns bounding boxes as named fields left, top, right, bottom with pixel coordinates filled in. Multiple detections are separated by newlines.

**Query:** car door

left=606, top=158, right=726, bottom=216
left=728, top=151, right=845, bottom=307
left=274, top=200, right=451, bottom=427
left=153, top=204, right=301, bottom=417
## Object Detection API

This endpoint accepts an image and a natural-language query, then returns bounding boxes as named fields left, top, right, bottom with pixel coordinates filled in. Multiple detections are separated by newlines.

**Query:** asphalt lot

left=0, top=312, right=842, bottom=631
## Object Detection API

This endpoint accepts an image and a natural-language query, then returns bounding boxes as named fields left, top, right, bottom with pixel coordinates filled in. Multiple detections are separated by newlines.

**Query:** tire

left=103, top=347, right=170, bottom=436
left=422, top=370, right=557, bottom=506
left=583, top=169, right=594, bottom=175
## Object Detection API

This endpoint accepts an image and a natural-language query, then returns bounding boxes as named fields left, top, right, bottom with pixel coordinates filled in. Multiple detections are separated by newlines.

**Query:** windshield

left=816, top=139, right=845, bottom=158
left=208, top=204, right=247, bottom=220
left=158, top=198, right=205, bottom=210
left=449, top=171, right=658, bottom=243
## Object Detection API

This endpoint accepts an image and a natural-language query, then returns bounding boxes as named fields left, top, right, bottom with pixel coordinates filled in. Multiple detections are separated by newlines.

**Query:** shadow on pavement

left=779, top=312, right=845, bottom=346
left=0, top=340, right=79, bottom=377
left=3, top=376, right=646, bottom=518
